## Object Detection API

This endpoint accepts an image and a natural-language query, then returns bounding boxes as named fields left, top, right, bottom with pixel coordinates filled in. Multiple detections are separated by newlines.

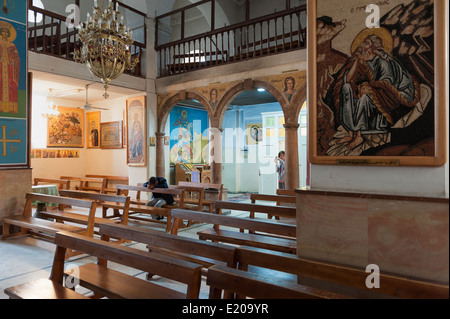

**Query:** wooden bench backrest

left=59, top=189, right=130, bottom=205
left=24, top=193, right=96, bottom=216
left=236, top=246, right=449, bottom=299
left=24, top=193, right=98, bottom=236
left=276, top=189, right=296, bottom=196
left=86, top=175, right=129, bottom=193
left=250, top=193, right=296, bottom=204
left=214, top=201, right=296, bottom=219
left=51, top=231, right=203, bottom=299
left=33, top=178, right=70, bottom=190
left=207, top=265, right=347, bottom=299
left=170, top=209, right=296, bottom=237
left=116, top=184, right=184, bottom=201
left=178, top=181, right=223, bottom=200
left=99, top=223, right=236, bottom=265
left=60, top=176, right=107, bottom=193
left=86, top=175, right=129, bottom=183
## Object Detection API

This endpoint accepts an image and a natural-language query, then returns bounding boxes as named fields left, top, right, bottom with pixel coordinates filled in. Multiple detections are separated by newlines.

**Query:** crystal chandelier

left=74, top=0, right=138, bottom=99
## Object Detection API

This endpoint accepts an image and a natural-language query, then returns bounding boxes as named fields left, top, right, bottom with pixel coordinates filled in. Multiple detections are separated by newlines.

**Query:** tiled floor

left=0, top=193, right=289, bottom=299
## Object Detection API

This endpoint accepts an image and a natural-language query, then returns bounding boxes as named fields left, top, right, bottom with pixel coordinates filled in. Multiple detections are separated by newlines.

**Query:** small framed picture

left=100, top=121, right=123, bottom=149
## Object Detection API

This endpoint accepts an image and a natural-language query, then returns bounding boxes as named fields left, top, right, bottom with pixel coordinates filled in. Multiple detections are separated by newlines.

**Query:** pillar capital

left=284, top=123, right=300, bottom=130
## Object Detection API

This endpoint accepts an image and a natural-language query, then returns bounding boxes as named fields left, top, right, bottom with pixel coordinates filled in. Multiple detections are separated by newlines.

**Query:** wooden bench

left=98, top=223, right=237, bottom=280
left=38, top=190, right=131, bottom=235
left=169, top=185, right=205, bottom=212
left=4, top=278, right=89, bottom=299
left=178, top=181, right=223, bottom=213
left=103, top=185, right=185, bottom=232
left=207, top=265, right=348, bottom=299
left=2, top=193, right=97, bottom=242
left=250, top=193, right=296, bottom=220
left=170, top=209, right=297, bottom=254
left=60, top=176, right=107, bottom=193
left=276, top=189, right=296, bottom=196
left=57, top=231, right=203, bottom=299
left=85, top=175, right=129, bottom=194
left=33, top=178, right=70, bottom=190
left=235, top=246, right=450, bottom=299
left=5, top=230, right=203, bottom=299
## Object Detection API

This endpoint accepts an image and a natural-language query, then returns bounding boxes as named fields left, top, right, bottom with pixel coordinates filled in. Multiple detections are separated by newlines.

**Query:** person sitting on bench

left=143, top=177, right=174, bottom=220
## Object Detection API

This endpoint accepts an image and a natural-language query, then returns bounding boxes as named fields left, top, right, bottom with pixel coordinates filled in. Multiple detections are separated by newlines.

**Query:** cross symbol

left=1, top=125, right=21, bottom=157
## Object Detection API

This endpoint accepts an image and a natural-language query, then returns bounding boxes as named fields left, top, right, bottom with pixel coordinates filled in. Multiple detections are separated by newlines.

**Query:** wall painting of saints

left=47, top=106, right=84, bottom=147
left=126, top=96, right=146, bottom=166
left=308, top=0, right=447, bottom=166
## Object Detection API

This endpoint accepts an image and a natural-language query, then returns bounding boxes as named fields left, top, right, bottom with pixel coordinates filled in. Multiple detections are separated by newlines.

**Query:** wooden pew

left=207, top=265, right=349, bottom=299
left=98, top=223, right=237, bottom=279
left=4, top=278, right=89, bottom=299
left=5, top=231, right=203, bottom=299
left=85, top=175, right=129, bottom=194
left=102, top=184, right=185, bottom=232
left=276, top=189, right=296, bottom=196
left=33, top=178, right=70, bottom=190
left=39, top=190, right=131, bottom=233
left=250, top=193, right=296, bottom=220
left=58, top=231, right=203, bottom=299
left=235, top=246, right=450, bottom=299
left=60, top=176, right=107, bottom=193
left=2, top=193, right=97, bottom=242
left=169, top=185, right=205, bottom=213
left=214, top=200, right=296, bottom=229
left=170, top=209, right=297, bottom=254
left=178, top=181, right=223, bottom=213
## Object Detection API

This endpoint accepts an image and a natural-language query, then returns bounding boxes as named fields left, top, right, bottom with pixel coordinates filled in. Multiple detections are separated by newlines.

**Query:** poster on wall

left=0, top=8, right=28, bottom=168
left=246, top=123, right=263, bottom=145
left=126, top=96, right=146, bottom=166
left=100, top=121, right=123, bottom=149
left=86, top=111, right=101, bottom=148
left=308, top=0, right=447, bottom=166
left=47, top=106, right=84, bottom=148
left=169, top=106, right=209, bottom=164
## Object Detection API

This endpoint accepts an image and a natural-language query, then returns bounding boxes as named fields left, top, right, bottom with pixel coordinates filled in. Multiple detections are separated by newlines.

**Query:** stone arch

left=157, top=90, right=214, bottom=133
left=212, top=79, right=288, bottom=129
left=286, top=81, right=308, bottom=124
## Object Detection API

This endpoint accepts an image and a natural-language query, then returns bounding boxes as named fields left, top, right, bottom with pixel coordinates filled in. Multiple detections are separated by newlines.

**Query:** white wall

left=30, top=92, right=147, bottom=183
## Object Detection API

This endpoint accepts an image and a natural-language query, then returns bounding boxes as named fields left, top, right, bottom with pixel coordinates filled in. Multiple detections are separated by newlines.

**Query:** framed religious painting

left=86, top=111, right=101, bottom=148
left=100, top=121, right=123, bottom=149
left=47, top=106, right=84, bottom=148
left=308, top=0, right=447, bottom=166
left=126, top=96, right=146, bottom=166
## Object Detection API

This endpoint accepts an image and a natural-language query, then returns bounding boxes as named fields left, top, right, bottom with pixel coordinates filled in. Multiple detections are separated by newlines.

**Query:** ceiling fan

left=80, top=83, right=108, bottom=111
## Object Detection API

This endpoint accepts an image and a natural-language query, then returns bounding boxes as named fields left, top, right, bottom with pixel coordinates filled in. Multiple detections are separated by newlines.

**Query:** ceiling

left=32, top=71, right=278, bottom=110
left=31, top=70, right=143, bottom=104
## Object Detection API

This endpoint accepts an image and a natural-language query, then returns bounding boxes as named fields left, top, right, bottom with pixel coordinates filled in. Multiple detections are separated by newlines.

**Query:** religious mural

left=0, top=3, right=27, bottom=168
left=169, top=106, right=209, bottom=164
left=47, top=106, right=84, bottom=148
left=309, top=0, right=446, bottom=166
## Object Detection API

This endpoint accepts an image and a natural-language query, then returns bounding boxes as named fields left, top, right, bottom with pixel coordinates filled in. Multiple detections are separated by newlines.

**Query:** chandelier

left=74, top=0, right=138, bottom=99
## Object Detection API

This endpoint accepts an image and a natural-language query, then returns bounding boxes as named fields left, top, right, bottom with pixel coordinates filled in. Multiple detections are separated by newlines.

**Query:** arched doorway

left=221, top=89, right=283, bottom=195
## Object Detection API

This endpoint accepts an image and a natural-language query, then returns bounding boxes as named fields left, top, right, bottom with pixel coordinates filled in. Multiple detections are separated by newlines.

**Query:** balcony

left=156, top=2, right=307, bottom=77
left=27, top=0, right=146, bottom=78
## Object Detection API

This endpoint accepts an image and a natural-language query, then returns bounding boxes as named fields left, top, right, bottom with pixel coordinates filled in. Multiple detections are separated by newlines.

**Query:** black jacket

left=143, top=177, right=174, bottom=204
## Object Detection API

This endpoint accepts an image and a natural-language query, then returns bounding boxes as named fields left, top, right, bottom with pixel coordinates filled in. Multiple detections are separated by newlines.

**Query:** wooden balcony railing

left=156, top=5, right=307, bottom=77
left=28, top=1, right=146, bottom=78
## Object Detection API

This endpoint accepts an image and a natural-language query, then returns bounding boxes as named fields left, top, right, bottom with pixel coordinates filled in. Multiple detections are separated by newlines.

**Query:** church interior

left=0, top=0, right=448, bottom=303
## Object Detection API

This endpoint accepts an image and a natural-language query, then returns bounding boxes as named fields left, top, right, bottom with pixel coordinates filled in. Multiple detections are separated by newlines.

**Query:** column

left=209, top=127, right=223, bottom=185
left=155, top=132, right=166, bottom=178
left=283, top=123, right=300, bottom=189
